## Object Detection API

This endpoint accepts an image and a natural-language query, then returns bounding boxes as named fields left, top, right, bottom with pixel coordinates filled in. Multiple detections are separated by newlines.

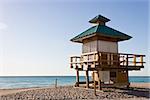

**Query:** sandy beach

left=0, top=83, right=149, bottom=100
left=130, top=83, right=150, bottom=89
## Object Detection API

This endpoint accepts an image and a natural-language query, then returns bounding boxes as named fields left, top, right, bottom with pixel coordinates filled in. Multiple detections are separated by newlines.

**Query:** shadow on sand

left=120, top=87, right=150, bottom=98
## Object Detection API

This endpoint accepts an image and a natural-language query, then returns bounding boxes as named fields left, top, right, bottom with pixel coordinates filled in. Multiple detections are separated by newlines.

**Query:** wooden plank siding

left=82, top=39, right=118, bottom=53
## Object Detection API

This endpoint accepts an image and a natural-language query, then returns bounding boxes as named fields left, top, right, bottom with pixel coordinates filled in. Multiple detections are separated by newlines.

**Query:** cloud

left=0, top=22, right=8, bottom=30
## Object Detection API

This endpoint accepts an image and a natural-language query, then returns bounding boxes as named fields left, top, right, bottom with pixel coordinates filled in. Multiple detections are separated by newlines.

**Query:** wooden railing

left=70, top=52, right=145, bottom=70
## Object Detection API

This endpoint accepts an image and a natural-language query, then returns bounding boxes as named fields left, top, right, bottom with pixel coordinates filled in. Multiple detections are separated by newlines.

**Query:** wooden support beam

left=93, top=72, right=96, bottom=96
left=76, top=70, right=79, bottom=87
left=126, top=55, right=129, bottom=88
left=97, top=71, right=102, bottom=90
left=85, top=70, right=89, bottom=88
left=126, top=69, right=129, bottom=88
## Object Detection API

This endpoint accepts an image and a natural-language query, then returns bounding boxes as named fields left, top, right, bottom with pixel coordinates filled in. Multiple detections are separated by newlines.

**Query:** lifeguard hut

left=70, top=15, right=145, bottom=89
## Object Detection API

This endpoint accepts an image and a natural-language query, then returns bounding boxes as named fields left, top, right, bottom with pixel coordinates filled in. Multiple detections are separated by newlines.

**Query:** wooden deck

left=70, top=51, right=145, bottom=71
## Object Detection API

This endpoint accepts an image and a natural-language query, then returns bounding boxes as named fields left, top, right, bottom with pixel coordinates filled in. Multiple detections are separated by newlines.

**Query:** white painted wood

left=82, top=41, right=97, bottom=53
left=93, top=71, right=110, bottom=83
left=98, top=40, right=118, bottom=53
left=82, top=40, right=118, bottom=53
left=99, top=71, right=110, bottom=83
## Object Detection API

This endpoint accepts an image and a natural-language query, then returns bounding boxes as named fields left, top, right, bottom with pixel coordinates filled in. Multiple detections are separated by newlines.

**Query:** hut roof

left=70, top=25, right=132, bottom=43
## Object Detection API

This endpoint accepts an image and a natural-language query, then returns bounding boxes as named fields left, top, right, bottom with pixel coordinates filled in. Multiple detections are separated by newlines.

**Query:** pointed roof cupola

left=89, top=15, right=110, bottom=25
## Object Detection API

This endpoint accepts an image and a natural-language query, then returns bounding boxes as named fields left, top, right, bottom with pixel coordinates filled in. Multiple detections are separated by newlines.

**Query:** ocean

left=0, top=76, right=149, bottom=89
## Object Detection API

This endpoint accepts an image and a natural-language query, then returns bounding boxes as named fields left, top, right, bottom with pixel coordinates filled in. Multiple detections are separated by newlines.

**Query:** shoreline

left=0, top=83, right=149, bottom=100
left=0, top=82, right=149, bottom=90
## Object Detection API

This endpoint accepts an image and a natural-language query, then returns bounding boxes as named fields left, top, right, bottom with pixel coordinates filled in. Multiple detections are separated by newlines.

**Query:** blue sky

left=0, top=0, right=149, bottom=76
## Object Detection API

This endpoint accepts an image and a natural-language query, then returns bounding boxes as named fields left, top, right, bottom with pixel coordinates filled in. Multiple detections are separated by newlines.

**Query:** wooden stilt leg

left=97, top=71, right=102, bottom=90
left=126, top=69, right=130, bottom=88
left=76, top=70, right=79, bottom=87
left=126, top=55, right=130, bottom=88
left=86, top=70, right=89, bottom=88
left=93, top=72, right=96, bottom=96
left=100, top=80, right=102, bottom=90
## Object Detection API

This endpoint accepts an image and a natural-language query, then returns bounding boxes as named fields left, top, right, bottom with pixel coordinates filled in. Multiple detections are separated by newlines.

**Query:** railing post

left=70, top=57, right=73, bottom=68
left=75, top=57, right=77, bottom=63
left=108, top=53, right=110, bottom=65
left=98, top=52, right=101, bottom=66
left=94, top=53, right=96, bottom=61
left=140, top=56, right=143, bottom=66
left=111, top=53, right=113, bottom=65
left=126, top=55, right=128, bottom=66
left=133, top=55, right=136, bottom=66
left=122, top=56, right=125, bottom=66
left=93, top=53, right=96, bottom=68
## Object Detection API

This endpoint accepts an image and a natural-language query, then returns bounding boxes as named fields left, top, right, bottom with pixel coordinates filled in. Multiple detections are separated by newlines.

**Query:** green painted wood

left=70, top=25, right=132, bottom=42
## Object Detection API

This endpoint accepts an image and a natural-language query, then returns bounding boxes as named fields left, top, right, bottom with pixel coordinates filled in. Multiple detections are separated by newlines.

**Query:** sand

left=0, top=87, right=41, bottom=96
left=130, top=83, right=150, bottom=89
left=0, top=83, right=149, bottom=100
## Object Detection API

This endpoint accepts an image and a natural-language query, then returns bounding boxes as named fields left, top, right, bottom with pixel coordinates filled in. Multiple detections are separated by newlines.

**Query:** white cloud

left=0, top=22, right=7, bottom=30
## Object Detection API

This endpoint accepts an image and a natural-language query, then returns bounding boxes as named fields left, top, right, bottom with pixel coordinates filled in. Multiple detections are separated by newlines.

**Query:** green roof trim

left=70, top=25, right=132, bottom=42
left=89, top=15, right=110, bottom=23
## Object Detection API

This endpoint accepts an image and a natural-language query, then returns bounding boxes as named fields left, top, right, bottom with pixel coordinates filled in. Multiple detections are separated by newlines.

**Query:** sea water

left=0, top=76, right=149, bottom=89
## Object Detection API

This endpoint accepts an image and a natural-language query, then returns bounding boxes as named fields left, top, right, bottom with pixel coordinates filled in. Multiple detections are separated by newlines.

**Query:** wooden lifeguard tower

left=70, top=15, right=145, bottom=89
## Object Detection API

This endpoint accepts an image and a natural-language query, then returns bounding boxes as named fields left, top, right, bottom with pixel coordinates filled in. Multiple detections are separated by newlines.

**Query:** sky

left=0, top=0, right=149, bottom=76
